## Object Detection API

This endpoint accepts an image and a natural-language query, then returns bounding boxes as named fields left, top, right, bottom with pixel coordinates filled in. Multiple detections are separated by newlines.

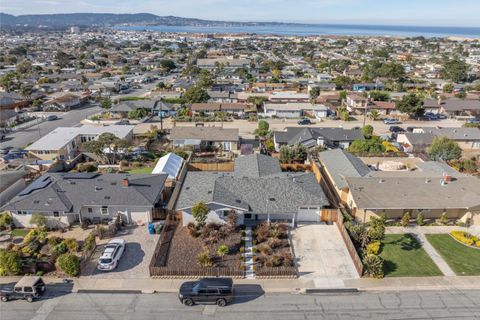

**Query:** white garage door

left=297, top=207, right=320, bottom=222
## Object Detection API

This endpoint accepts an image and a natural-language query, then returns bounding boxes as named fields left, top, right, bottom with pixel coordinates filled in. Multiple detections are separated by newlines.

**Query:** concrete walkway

left=242, top=227, right=255, bottom=279
left=386, top=226, right=457, bottom=276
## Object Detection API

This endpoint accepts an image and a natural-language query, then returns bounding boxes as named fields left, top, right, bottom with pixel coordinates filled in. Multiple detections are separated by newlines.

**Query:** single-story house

left=175, top=154, right=329, bottom=226
left=441, top=98, right=480, bottom=117
left=170, top=126, right=239, bottom=151
left=262, top=103, right=329, bottom=119
left=352, top=82, right=384, bottom=91
left=412, top=127, right=480, bottom=150
left=268, top=91, right=310, bottom=103
left=110, top=100, right=155, bottom=117
left=43, top=93, right=82, bottom=111
left=397, top=132, right=435, bottom=152
left=0, top=169, right=28, bottom=207
left=273, top=127, right=364, bottom=151
left=2, top=172, right=168, bottom=228
left=190, top=103, right=246, bottom=116
left=317, top=149, right=480, bottom=224
left=25, top=125, right=134, bottom=160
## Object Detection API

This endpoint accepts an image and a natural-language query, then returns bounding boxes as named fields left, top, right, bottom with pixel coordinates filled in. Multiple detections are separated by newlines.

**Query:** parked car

left=389, top=126, right=406, bottom=133
left=384, top=118, right=401, bottom=124
left=45, top=115, right=58, bottom=121
left=297, top=118, right=312, bottom=125
left=0, top=276, right=46, bottom=302
left=179, top=278, right=234, bottom=307
left=328, top=114, right=339, bottom=120
left=97, top=239, right=126, bottom=271
left=466, top=118, right=480, bottom=124
left=437, top=114, right=447, bottom=120
left=424, top=113, right=439, bottom=121
left=116, top=119, right=130, bottom=125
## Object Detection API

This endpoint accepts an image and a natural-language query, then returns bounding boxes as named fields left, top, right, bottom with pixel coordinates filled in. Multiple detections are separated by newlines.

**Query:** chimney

left=443, top=174, right=452, bottom=182
left=122, top=178, right=129, bottom=187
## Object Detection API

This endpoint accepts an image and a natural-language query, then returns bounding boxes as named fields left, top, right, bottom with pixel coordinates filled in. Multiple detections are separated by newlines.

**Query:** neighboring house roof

left=2, top=173, right=168, bottom=213
left=401, top=132, right=435, bottom=146
left=346, top=176, right=480, bottom=210
left=264, top=103, right=329, bottom=111
left=152, top=152, right=184, bottom=179
left=25, top=125, right=134, bottom=151
left=0, top=109, right=17, bottom=121
left=175, top=154, right=329, bottom=213
left=191, top=103, right=245, bottom=111
left=169, top=127, right=239, bottom=142
left=234, top=154, right=281, bottom=178
left=418, top=127, right=480, bottom=141
left=317, top=149, right=371, bottom=189
left=275, top=127, right=364, bottom=147
left=442, top=99, right=480, bottom=112
left=0, top=170, right=27, bottom=193
left=269, top=91, right=309, bottom=100
left=111, top=100, right=155, bottom=113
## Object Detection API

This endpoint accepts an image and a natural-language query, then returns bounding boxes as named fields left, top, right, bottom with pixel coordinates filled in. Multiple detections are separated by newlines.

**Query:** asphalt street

left=1, top=288, right=479, bottom=320
left=0, top=105, right=102, bottom=150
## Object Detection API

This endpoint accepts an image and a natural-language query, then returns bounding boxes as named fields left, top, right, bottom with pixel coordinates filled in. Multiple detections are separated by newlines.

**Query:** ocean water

left=115, top=24, right=480, bottom=38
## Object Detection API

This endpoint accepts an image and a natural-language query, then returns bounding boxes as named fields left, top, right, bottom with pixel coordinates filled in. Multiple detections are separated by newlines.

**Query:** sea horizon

left=115, top=23, right=480, bottom=38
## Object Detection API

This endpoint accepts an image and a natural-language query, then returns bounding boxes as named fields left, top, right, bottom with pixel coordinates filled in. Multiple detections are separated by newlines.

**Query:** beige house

left=317, top=149, right=480, bottom=225
left=25, top=125, right=134, bottom=160
left=170, top=126, right=239, bottom=151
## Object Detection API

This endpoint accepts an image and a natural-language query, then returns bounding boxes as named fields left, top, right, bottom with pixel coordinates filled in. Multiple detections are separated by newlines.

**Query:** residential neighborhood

left=1, top=5, right=480, bottom=319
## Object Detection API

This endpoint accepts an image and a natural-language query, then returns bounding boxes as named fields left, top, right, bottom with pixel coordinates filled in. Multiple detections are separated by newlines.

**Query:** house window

left=101, top=206, right=109, bottom=215
left=53, top=211, right=59, bottom=217
left=88, top=208, right=93, bottom=213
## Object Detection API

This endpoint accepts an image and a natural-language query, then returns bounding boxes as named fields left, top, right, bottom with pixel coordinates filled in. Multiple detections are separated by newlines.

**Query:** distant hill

left=0, top=12, right=293, bottom=28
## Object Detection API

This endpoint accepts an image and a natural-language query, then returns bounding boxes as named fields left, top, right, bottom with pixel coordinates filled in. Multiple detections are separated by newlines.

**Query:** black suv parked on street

left=178, top=278, right=234, bottom=307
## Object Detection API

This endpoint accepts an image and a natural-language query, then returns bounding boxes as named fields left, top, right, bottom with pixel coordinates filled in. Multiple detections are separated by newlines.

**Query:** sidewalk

left=1, top=276, right=479, bottom=293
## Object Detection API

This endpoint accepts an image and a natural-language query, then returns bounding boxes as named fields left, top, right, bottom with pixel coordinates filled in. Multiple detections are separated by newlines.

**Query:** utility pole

left=363, top=92, right=371, bottom=128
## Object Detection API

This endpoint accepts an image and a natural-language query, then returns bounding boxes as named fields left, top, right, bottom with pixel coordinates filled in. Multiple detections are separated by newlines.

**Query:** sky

left=2, top=0, right=480, bottom=27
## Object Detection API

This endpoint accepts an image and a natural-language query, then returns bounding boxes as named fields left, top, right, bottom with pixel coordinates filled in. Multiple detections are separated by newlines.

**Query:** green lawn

left=11, top=229, right=30, bottom=237
left=426, top=234, right=480, bottom=276
left=380, top=234, right=442, bottom=277
left=127, top=167, right=154, bottom=174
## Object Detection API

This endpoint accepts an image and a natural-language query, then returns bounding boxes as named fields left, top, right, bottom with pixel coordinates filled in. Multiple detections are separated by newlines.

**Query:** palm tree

left=369, top=110, right=380, bottom=121
left=217, top=244, right=229, bottom=263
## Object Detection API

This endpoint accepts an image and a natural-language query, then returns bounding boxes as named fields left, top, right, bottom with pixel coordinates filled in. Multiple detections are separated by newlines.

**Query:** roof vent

left=104, top=196, right=111, bottom=199
left=185, top=186, right=190, bottom=190
left=111, top=182, right=117, bottom=185
left=269, top=198, right=275, bottom=201
left=33, top=200, right=40, bottom=204
left=379, top=179, right=385, bottom=183
left=425, top=179, right=430, bottom=183
left=207, top=190, right=212, bottom=194
left=95, top=186, right=102, bottom=191
left=235, top=199, right=241, bottom=203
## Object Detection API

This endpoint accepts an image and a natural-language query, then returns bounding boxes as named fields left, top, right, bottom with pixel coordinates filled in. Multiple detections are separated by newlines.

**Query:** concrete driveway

left=292, top=224, right=359, bottom=282
left=81, top=225, right=159, bottom=279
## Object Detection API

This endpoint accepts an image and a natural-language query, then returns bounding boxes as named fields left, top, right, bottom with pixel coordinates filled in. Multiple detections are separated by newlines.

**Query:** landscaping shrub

left=227, top=212, right=238, bottom=230
left=52, top=242, right=68, bottom=255
left=281, top=252, right=294, bottom=267
left=56, top=253, right=80, bottom=277
left=258, top=243, right=273, bottom=255
left=255, top=222, right=270, bottom=243
left=77, top=163, right=97, bottom=173
left=217, top=244, right=229, bottom=261
left=47, top=236, right=61, bottom=246
left=271, top=254, right=283, bottom=267
left=30, top=214, right=48, bottom=228
left=0, top=212, right=12, bottom=229
left=83, top=233, right=96, bottom=253
left=191, top=202, right=209, bottom=227
left=368, top=216, right=385, bottom=240
left=23, top=228, right=48, bottom=244
left=362, top=254, right=384, bottom=278
left=416, top=212, right=425, bottom=226
left=267, top=237, right=282, bottom=249
left=196, top=251, right=214, bottom=267
left=401, top=212, right=410, bottom=227
left=0, top=249, right=22, bottom=275
left=450, top=231, right=478, bottom=246
left=187, top=222, right=197, bottom=237
left=439, top=213, right=449, bottom=225
left=64, top=238, right=80, bottom=253
left=366, top=240, right=381, bottom=255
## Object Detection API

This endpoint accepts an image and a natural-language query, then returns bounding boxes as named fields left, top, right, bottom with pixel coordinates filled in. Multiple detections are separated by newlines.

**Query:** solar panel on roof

left=18, top=176, right=52, bottom=196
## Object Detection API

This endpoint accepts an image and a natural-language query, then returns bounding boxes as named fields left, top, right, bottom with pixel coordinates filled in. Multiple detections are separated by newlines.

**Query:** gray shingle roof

left=175, top=154, right=329, bottom=213
left=2, top=173, right=168, bottom=213
left=274, top=127, right=364, bottom=146
left=346, top=176, right=480, bottom=210
left=317, top=149, right=371, bottom=189
left=170, top=127, right=239, bottom=142
left=234, top=154, right=281, bottom=178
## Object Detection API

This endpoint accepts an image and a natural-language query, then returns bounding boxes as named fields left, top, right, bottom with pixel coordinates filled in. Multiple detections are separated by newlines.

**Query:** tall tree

left=396, top=93, right=424, bottom=116
left=441, top=59, right=468, bottom=83
left=427, top=137, right=462, bottom=161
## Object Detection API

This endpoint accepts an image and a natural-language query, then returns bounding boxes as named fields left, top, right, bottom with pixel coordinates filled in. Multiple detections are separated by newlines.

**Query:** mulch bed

left=165, top=226, right=242, bottom=271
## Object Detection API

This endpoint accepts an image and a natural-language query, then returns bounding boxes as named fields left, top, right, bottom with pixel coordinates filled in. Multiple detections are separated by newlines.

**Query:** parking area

left=81, top=225, right=159, bottom=279
left=292, top=224, right=359, bottom=280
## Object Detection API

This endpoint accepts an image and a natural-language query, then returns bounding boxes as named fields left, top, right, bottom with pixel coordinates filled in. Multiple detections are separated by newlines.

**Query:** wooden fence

left=335, top=211, right=364, bottom=276
left=149, top=217, right=179, bottom=271
left=150, top=267, right=244, bottom=278
left=188, top=161, right=234, bottom=172
left=256, top=267, right=297, bottom=279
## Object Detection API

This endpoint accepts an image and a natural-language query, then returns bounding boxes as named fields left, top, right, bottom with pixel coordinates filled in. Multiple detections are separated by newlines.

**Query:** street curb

left=304, top=288, right=359, bottom=294
left=76, top=289, right=142, bottom=294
